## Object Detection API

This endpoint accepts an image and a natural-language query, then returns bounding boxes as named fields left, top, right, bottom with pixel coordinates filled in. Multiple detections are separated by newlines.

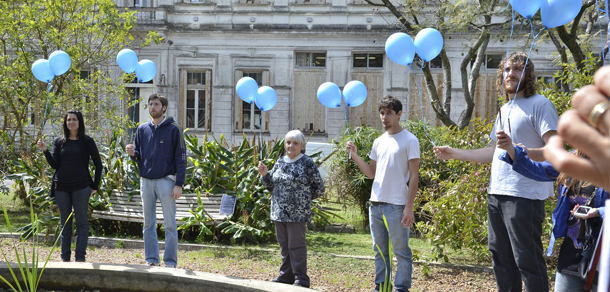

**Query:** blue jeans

left=55, top=187, right=90, bottom=262
left=141, top=177, right=177, bottom=266
left=369, top=203, right=412, bottom=291
left=488, top=194, right=549, bottom=292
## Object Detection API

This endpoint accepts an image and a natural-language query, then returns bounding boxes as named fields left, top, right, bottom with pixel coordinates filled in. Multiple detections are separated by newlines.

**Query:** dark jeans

left=274, top=221, right=309, bottom=287
left=55, top=187, right=90, bottom=262
left=488, top=194, right=549, bottom=292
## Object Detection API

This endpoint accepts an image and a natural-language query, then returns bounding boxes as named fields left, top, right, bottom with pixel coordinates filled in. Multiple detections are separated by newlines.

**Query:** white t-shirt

left=490, top=93, right=559, bottom=200
left=369, top=129, right=420, bottom=205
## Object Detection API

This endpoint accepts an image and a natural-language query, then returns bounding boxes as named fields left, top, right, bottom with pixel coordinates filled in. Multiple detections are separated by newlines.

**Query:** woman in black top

left=37, top=110, right=102, bottom=262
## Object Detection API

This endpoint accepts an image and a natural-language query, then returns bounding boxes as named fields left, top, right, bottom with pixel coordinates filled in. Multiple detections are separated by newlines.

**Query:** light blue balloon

left=385, top=32, right=416, bottom=66
left=236, top=77, right=258, bottom=103
left=135, top=60, right=157, bottom=83
left=31, top=59, right=54, bottom=83
left=414, top=28, right=444, bottom=62
left=48, top=50, right=71, bottom=76
left=510, top=0, right=543, bottom=19
left=117, top=49, right=138, bottom=74
left=255, top=86, right=278, bottom=111
left=317, top=82, right=342, bottom=108
left=342, top=80, right=367, bottom=107
left=541, top=0, right=582, bottom=28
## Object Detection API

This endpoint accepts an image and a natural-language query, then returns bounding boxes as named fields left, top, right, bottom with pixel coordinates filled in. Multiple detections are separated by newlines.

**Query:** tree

left=0, top=0, right=161, bottom=154
left=366, top=0, right=607, bottom=128
left=365, top=0, right=509, bottom=129
left=0, top=0, right=160, bottom=200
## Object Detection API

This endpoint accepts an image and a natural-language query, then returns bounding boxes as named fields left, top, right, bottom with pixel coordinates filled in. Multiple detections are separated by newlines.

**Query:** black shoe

left=269, top=278, right=293, bottom=285
left=294, top=282, right=310, bottom=288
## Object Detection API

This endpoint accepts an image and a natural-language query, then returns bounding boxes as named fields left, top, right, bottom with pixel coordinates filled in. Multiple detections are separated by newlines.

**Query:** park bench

left=92, top=191, right=228, bottom=225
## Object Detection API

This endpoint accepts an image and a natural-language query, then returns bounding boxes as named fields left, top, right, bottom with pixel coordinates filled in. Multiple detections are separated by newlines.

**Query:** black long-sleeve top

left=43, top=136, right=103, bottom=192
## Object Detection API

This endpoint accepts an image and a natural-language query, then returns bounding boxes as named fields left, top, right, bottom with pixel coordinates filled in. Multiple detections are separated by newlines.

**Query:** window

left=241, top=72, right=263, bottom=130
left=185, top=72, right=210, bottom=130
left=296, top=52, right=326, bottom=68
left=79, top=70, right=91, bottom=80
left=353, top=53, right=384, bottom=68
left=134, top=0, right=147, bottom=7
left=234, top=70, right=269, bottom=132
left=428, top=55, right=442, bottom=69
left=485, top=54, right=503, bottom=70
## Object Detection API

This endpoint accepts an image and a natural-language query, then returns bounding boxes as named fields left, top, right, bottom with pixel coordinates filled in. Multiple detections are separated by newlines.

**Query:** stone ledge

left=0, top=262, right=314, bottom=292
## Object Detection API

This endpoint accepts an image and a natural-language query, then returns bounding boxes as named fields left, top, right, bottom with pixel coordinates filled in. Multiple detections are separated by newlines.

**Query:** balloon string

left=597, top=0, right=607, bottom=66
left=341, top=106, right=352, bottom=159
left=259, top=112, right=263, bottom=159
left=408, top=64, right=435, bottom=147
left=130, top=79, right=137, bottom=143
left=39, top=82, right=52, bottom=138
left=507, top=22, right=541, bottom=134
left=495, top=1, right=511, bottom=13
left=498, top=9, right=515, bottom=132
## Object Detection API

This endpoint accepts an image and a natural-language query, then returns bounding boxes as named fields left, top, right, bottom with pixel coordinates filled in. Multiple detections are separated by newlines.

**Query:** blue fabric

left=498, top=145, right=608, bottom=257
left=55, top=186, right=91, bottom=262
left=369, top=204, right=413, bottom=291
left=131, top=117, right=187, bottom=186
left=141, top=177, right=178, bottom=266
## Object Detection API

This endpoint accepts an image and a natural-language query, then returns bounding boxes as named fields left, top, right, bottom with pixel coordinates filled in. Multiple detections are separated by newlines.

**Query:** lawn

left=0, top=190, right=489, bottom=266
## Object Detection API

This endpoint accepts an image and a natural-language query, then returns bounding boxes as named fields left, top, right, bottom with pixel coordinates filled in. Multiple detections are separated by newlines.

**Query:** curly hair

left=496, top=52, right=537, bottom=102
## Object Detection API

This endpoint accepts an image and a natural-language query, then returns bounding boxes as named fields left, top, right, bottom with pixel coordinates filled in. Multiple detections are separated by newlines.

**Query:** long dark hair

left=61, top=109, right=86, bottom=141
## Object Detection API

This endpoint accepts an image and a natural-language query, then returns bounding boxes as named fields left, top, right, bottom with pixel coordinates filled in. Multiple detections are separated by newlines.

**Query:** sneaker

left=269, top=278, right=293, bottom=285
left=145, top=262, right=157, bottom=267
left=293, top=282, right=310, bottom=288
left=165, top=265, right=176, bottom=268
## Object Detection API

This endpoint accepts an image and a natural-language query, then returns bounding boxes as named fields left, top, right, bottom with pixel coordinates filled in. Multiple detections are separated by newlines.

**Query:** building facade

left=113, top=0, right=564, bottom=144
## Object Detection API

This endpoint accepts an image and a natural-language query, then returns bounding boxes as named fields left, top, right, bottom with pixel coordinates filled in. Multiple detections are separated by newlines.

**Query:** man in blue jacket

left=126, top=93, right=187, bottom=268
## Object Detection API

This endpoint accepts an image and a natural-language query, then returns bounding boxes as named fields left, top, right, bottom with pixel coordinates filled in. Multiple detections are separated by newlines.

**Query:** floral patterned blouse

left=261, top=154, right=325, bottom=222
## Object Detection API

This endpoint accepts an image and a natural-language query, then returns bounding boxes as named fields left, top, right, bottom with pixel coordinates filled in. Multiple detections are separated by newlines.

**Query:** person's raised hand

left=37, top=139, right=47, bottom=152
left=544, top=66, right=610, bottom=189
left=433, top=145, right=455, bottom=161
left=257, top=161, right=268, bottom=177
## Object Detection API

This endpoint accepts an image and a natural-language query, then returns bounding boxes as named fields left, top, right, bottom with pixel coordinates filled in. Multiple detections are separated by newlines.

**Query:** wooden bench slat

left=92, top=192, right=229, bottom=226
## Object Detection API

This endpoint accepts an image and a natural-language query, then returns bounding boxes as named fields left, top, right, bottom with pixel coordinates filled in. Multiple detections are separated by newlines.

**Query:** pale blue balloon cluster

left=31, top=50, right=72, bottom=82
left=385, top=28, right=444, bottom=66
left=316, top=80, right=368, bottom=109
left=511, top=0, right=581, bottom=28
left=235, top=77, right=278, bottom=111
left=117, top=49, right=157, bottom=83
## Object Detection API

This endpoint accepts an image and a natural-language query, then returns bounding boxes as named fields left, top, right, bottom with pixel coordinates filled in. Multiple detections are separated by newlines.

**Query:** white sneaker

left=145, top=262, right=158, bottom=266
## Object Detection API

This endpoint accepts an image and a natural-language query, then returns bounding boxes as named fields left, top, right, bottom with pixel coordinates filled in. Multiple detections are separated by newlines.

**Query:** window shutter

left=234, top=70, right=244, bottom=131
left=205, top=69, right=212, bottom=131
left=179, top=69, right=187, bottom=127
left=262, top=70, right=270, bottom=131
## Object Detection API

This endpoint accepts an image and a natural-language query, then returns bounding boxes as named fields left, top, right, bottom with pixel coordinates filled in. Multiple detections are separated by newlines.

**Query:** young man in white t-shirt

left=347, top=96, right=420, bottom=292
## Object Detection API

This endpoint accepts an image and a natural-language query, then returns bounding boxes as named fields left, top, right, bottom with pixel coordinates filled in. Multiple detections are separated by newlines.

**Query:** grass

left=0, top=189, right=489, bottom=266
left=0, top=193, right=33, bottom=233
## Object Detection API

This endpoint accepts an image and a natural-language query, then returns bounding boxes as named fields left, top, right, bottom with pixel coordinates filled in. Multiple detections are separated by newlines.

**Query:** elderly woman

left=257, top=130, right=325, bottom=288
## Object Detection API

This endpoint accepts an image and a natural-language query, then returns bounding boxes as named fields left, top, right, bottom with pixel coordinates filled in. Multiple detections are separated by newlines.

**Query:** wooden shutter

left=205, top=69, right=212, bottom=131
left=349, top=72, right=384, bottom=129
left=293, top=71, right=326, bottom=133
left=262, top=70, right=270, bottom=131
left=234, top=70, right=243, bottom=131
